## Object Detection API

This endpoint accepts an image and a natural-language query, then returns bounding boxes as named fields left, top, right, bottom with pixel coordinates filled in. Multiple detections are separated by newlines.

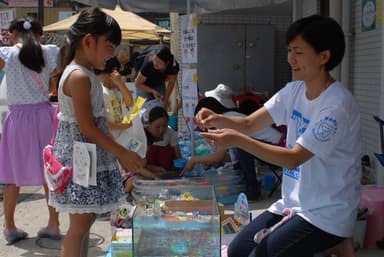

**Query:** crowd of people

left=0, top=6, right=361, bottom=257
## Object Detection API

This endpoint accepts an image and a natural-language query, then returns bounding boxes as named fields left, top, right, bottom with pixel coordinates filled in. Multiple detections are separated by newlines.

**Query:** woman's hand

left=151, top=90, right=163, bottom=100
left=118, top=150, right=143, bottom=173
left=201, top=128, right=241, bottom=149
left=195, top=107, right=220, bottom=130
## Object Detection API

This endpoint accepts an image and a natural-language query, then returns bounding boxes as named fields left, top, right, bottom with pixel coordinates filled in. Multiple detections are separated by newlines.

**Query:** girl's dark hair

left=148, top=106, right=169, bottom=123
left=286, top=15, right=345, bottom=71
left=9, top=16, right=44, bottom=73
left=61, top=7, right=121, bottom=69
left=194, top=97, right=233, bottom=115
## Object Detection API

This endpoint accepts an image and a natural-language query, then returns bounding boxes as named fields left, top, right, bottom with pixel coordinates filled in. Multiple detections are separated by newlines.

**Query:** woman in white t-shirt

left=196, top=15, right=360, bottom=256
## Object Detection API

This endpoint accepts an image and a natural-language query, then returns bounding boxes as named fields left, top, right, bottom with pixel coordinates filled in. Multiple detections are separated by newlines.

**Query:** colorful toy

left=234, top=193, right=250, bottom=225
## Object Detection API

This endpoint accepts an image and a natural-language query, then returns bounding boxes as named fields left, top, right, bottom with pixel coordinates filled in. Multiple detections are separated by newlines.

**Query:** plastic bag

left=116, top=96, right=148, bottom=158
left=116, top=114, right=147, bottom=158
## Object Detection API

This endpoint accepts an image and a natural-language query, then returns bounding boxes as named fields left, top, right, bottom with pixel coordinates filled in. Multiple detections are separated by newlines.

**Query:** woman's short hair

left=286, top=15, right=345, bottom=71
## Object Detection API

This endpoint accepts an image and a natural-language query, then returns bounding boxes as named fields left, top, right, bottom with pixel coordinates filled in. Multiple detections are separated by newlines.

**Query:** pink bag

left=43, top=144, right=73, bottom=193
left=43, top=105, right=73, bottom=193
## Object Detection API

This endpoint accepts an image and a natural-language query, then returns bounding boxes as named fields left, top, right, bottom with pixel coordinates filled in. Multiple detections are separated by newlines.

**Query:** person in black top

left=135, top=46, right=179, bottom=109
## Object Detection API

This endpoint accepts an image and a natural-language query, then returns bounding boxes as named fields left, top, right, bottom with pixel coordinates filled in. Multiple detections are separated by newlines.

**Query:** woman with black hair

left=135, top=46, right=179, bottom=109
left=196, top=15, right=359, bottom=256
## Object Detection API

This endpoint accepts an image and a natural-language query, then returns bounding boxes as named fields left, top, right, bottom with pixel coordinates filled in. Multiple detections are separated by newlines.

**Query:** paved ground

left=0, top=186, right=111, bottom=257
left=0, top=186, right=382, bottom=257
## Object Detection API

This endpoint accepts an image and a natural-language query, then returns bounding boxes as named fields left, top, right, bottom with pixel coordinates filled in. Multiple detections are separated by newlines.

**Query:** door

left=197, top=24, right=275, bottom=96
left=245, top=25, right=275, bottom=95
left=197, top=24, right=245, bottom=95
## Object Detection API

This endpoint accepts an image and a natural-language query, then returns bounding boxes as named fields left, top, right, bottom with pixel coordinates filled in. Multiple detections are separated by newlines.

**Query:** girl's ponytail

left=9, top=17, right=44, bottom=73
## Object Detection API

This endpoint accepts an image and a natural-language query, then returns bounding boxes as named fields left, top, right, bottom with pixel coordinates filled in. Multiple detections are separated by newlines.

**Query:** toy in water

left=234, top=193, right=250, bottom=225
left=181, top=192, right=194, bottom=200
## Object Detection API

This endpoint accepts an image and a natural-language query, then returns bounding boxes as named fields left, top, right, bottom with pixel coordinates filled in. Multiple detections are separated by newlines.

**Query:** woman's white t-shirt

left=264, top=80, right=361, bottom=237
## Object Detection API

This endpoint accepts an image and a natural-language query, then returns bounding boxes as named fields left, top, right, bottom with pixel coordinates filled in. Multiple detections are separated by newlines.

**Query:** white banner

left=181, top=68, right=198, bottom=118
left=180, top=14, right=198, bottom=64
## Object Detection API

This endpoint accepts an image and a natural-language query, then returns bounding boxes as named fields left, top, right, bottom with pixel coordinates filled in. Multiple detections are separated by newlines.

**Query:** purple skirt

left=0, top=102, right=54, bottom=186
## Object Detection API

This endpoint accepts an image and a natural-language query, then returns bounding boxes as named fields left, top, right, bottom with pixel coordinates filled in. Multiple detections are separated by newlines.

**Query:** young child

left=145, top=106, right=182, bottom=174
left=96, top=57, right=159, bottom=193
left=95, top=57, right=133, bottom=137
left=0, top=16, right=61, bottom=244
left=48, top=8, right=143, bottom=257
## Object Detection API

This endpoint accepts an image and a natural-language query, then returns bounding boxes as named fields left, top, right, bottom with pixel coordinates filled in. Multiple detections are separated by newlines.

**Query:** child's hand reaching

left=118, top=122, right=132, bottom=130
left=182, top=159, right=194, bottom=173
left=118, top=150, right=143, bottom=173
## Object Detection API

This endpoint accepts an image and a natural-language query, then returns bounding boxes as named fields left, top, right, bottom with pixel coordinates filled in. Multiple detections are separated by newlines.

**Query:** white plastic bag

left=116, top=114, right=147, bottom=158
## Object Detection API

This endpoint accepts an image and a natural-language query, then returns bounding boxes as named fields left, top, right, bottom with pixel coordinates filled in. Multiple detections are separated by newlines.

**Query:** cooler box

left=360, top=186, right=384, bottom=248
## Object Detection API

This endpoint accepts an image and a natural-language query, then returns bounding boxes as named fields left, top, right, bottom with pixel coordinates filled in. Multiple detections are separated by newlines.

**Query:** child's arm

left=110, top=70, right=133, bottom=107
left=173, top=144, right=182, bottom=160
left=182, top=148, right=227, bottom=173
left=146, top=164, right=167, bottom=174
left=137, top=167, right=160, bottom=180
left=0, top=59, right=4, bottom=71
left=163, top=74, right=177, bottom=109
left=65, top=69, right=143, bottom=173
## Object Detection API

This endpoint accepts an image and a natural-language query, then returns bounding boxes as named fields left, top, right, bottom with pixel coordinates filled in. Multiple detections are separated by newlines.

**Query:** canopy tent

left=72, top=0, right=289, bottom=14
left=43, top=6, right=170, bottom=41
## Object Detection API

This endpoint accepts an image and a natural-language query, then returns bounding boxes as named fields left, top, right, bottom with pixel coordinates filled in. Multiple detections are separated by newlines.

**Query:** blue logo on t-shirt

left=312, top=116, right=337, bottom=142
left=286, top=109, right=311, bottom=181
left=291, top=109, right=309, bottom=138
left=283, top=166, right=300, bottom=180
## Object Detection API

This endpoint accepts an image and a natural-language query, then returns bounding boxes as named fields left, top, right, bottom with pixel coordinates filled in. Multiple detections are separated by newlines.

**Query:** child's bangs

left=104, top=16, right=121, bottom=46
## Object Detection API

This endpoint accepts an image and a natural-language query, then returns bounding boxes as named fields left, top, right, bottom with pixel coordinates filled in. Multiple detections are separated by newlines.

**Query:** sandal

left=3, top=228, right=28, bottom=245
left=37, top=227, right=62, bottom=240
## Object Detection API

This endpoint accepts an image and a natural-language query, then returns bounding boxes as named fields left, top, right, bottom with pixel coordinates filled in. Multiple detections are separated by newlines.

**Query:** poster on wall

left=362, top=0, right=376, bottom=32
left=180, top=14, right=198, bottom=64
left=0, top=9, right=15, bottom=46
left=181, top=68, right=198, bottom=118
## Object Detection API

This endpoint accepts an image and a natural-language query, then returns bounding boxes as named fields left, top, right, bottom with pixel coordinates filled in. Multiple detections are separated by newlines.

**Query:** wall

left=351, top=0, right=382, bottom=181
left=302, top=0, right=318, bottom=17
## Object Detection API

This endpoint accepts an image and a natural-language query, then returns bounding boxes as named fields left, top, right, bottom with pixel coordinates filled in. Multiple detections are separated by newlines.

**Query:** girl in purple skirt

left=0, top=16, right=61, bottom=244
